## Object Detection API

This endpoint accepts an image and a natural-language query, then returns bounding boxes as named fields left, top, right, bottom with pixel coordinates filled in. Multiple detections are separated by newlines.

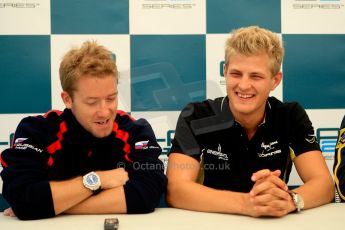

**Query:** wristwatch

left=83, top=171, right=101, bottom=195
left=288, top=191, right=304, bottom=212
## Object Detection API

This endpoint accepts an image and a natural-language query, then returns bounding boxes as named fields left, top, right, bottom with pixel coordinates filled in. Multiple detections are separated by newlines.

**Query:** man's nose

left=238, top=76, right=251, bottom=90
left=96, top=101, right=110, bottom=116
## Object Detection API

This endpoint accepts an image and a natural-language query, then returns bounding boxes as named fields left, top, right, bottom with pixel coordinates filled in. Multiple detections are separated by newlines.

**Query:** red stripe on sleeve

left=46, top=141, right=62, bottom=154
left=116, top=129, right=132, bottom=163
left=113, top=122, right=118, bottom=133
left=47, top=157, right=53, bottom=167
left=46, top=121, right=67, bottom=166
left=0, top=155, right=8, bottom=168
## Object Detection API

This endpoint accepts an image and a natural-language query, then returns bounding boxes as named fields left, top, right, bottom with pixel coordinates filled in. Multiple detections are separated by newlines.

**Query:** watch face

left=86, top=174, right=99, bottom=186
left=83, top=172, right=101, bottom=193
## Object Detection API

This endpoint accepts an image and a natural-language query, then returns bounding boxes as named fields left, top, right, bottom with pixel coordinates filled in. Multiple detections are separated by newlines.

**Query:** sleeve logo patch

left=135, top=140, right=149, bottom=150
left=14, top=138, right=28, bottom=144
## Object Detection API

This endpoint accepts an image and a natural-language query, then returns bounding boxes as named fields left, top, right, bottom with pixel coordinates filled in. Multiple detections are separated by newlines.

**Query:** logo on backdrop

left=157, top=130, right=175, bottom=154
left=0, top=2, right=40, bottom=8
left=317, top=127, right=340, bottom=160
left=219, top=60, right=226, bottom=85
left=142, top=0, right=196, bottom=10
left=292, top=0, right=344, bottom=10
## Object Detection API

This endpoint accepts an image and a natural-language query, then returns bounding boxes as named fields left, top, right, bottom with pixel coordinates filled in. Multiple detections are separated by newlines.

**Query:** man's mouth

left=95, top=119, right=109, bottom=125
left=237, top=93, right=254, bottom=99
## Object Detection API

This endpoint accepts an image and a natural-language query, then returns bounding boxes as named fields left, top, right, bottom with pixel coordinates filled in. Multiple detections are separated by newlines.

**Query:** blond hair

left=224, top=26, right=284, bottom=76
left=59, top=40, right=117, bottom=96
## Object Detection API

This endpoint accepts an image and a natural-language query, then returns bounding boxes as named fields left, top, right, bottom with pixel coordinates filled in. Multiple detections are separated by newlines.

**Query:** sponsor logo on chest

left=258, top=140, right=282, bottom=158
left=203, top=144, right=228, bottom=161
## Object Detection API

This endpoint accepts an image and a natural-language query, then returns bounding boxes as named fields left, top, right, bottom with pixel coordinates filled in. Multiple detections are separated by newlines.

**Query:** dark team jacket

left=333, top=115, right=345, bottom=202
left=0, top=109, right=167, bottom=220
left=169, top=96, right=320, bottom=192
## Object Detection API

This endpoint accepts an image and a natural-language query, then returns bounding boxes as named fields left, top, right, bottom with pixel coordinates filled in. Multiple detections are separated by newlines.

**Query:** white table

left=0, top=203, right=344, bottom=230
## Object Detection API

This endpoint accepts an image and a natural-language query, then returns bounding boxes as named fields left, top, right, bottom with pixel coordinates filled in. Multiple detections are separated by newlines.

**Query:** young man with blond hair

left=167, top=26, right=334, bottom=217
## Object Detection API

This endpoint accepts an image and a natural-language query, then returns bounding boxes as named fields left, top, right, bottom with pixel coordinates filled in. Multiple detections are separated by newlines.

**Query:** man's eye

left=230, top=73, right=241, bottom=77
left=252, top=75, right=263, bottom=80
left=86, top=101, right=97, bottom=106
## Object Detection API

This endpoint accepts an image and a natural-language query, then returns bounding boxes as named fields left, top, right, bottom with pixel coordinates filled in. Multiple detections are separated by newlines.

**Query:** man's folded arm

left=123, top=158, right=167, bottom=214
left=166, top=153, right=251, bottom=215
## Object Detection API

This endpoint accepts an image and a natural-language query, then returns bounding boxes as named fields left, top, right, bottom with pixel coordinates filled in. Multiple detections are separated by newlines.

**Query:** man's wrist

left=288, top=191, right=304, bottom=213
left=83, top=171, right=102, bottom=195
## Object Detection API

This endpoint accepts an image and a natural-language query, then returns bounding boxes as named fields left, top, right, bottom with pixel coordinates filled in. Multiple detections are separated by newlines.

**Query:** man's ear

left=61, top=91, right=72, bottom=109
left=271, top=72, right=282, bottom=90
left=223, top=63, right=228, bottom=77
